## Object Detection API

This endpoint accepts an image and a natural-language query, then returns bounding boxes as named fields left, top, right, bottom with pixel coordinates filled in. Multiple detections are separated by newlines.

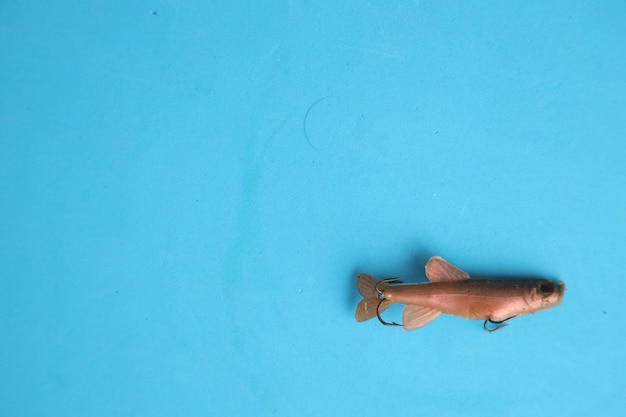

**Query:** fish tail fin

left=355, top=274, right=392, bottom=322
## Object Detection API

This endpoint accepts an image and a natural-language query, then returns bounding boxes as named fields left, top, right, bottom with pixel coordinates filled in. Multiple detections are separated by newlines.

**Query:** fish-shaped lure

left=355, top=256, right=565, bottom=331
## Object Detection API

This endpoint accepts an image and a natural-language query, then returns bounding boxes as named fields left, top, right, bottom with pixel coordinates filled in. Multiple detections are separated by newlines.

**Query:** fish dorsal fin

left=425, top=256, right=470, bottom=282
left=402, top=305, right=441, bottom=331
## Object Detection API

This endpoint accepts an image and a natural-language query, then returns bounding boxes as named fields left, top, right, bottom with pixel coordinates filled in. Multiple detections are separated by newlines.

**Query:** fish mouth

left=551, top=281, right=566, bottom=306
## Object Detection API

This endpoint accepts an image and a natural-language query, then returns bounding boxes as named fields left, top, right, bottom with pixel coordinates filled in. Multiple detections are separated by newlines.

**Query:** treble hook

left=373, top=277, right=404, bottom=327
left=375, top=277, right=402, bottom=296
left=483, top=316, right=517, bottom=333
left=376, top=299, right=401, bottom=327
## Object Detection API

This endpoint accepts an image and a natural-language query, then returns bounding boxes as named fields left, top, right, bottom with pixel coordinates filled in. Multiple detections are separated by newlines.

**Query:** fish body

left=355, top=256, right=565, bottom=331
left=382, top=279, right=561, bottom=321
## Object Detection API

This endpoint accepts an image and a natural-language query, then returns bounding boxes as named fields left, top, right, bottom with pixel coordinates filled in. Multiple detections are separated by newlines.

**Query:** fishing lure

left=355, top=256, right=565, bottom=332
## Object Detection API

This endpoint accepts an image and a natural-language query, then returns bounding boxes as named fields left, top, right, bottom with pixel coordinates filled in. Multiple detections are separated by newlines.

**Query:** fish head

left=525, top=279, right=565, bottom=313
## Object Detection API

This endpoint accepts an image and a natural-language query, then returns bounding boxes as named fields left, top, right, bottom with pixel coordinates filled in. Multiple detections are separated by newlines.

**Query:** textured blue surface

left=1, top=2, right=625, bottom=416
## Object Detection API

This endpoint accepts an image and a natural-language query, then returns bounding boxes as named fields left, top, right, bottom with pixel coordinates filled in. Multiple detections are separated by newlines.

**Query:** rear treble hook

left=375, top=277, right=402, bottom=296
left=376, top=299, right=401, bottom=327
left=375, top=277, right=403, bottom=327
left=483, top=316, right=516, bottom=333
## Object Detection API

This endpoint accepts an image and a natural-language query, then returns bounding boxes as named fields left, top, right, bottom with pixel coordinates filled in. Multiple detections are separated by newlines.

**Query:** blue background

left=1, top=2, right=625, bottom=416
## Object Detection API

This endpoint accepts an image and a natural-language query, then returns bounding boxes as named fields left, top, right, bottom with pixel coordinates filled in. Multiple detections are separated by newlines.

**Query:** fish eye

left=539, top=282, right=555, bottom=296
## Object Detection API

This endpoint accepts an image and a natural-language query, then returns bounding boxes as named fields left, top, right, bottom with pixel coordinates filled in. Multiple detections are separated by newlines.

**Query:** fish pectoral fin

left=401, top=305, right=442, bottom=331
left=425, top=256, right=470, bottom=282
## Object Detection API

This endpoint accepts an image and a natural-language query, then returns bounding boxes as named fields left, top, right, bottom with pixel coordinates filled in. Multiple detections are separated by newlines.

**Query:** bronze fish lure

left=355, top=256, right=565, bottom=331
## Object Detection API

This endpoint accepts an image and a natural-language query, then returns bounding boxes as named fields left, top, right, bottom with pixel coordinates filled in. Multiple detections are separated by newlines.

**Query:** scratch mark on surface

left=303, top=96, right=337, bottom=150
left=460, top=196, right=475, bottom=218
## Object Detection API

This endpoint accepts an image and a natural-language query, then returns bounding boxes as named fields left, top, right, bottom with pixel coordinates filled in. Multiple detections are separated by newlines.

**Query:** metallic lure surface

left=355, top=256, right=565, bottom=331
